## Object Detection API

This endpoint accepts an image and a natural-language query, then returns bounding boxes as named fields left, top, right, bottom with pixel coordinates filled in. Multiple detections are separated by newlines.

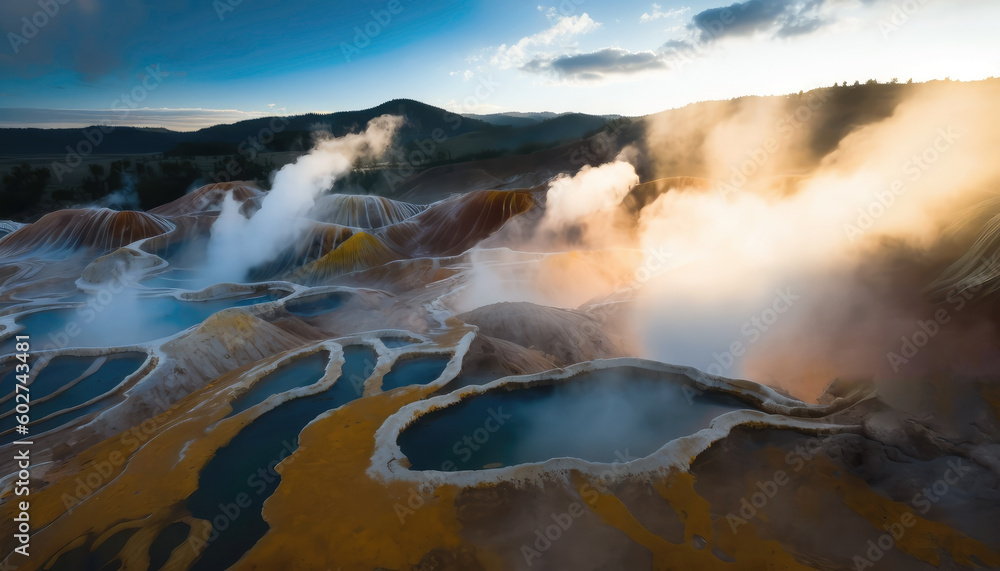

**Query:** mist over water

left=27, top=284, right=272, bottom=353
left=635, top=86, right=1000, bottom=398
left=461, top=84, right=1000, bottom=400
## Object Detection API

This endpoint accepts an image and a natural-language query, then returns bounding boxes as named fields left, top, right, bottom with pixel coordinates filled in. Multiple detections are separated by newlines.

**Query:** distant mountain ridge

left=0, top=99, right=492, bottom=156
left=466, top=111, right=622, bottom=128
left=0, top=102, right=623, bottom=156
left=2, top=79, right=993, bottom=167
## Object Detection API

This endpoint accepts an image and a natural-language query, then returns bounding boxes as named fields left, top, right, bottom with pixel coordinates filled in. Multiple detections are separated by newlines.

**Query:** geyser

left=201, top=115, right=403, bottom=285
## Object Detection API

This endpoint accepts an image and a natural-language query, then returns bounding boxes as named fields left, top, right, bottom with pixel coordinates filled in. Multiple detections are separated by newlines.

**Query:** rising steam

left=540, top=158, right=638, bottom=236
left=201, top=115, right=403, bottom=285
left=455, top=156, right=642, bottom=312
left=469, top=82, right=1000, bottom=402
left=630, top=83, right=1000, bottom=399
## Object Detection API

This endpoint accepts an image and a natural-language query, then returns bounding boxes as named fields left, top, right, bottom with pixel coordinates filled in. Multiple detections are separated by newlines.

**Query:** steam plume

left=201, top=115, right=403, bottom=285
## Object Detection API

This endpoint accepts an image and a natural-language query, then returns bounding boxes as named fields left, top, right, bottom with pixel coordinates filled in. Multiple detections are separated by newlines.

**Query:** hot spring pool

left=226, top=350, right=331, bottom=417
left=186, top=345, right=375, bottom=571
left=0, top=353, right=146, bottom=445
left=380, top=354, right=451, bottom=391
left=283, top=291, right=347, bottom=317
left=398, top=367, right=752, bottom=471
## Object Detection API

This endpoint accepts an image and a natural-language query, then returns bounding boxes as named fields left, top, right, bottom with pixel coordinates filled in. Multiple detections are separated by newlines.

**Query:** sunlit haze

left=1, top=0, right=997, bottom=128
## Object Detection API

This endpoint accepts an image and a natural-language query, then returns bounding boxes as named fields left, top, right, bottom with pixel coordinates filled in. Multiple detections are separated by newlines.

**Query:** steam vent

left=3, top=78, right=1000, bottom=570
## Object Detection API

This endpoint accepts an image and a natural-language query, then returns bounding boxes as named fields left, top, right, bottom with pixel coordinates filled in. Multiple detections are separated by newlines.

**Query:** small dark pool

left=226, top=351, right=330, bottom=417
left=379, top=354, right=451, bottom=392
left=0, top=353, right=145, bottom=444
left=148, top=522, right=192, bottom=571
left=381, top=337, right=419, bottom=348
left=45, top=527, right=139, bottom=571
left=284, top=292, right=347, bottom=317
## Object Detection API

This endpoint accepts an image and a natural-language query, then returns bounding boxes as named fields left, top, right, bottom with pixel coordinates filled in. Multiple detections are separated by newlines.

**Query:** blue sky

left=1, top=0, right=997, bottom=130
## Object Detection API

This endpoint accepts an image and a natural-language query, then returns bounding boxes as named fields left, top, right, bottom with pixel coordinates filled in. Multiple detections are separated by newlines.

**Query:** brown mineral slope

left=309, top=193, right=427, bottom=228
left=458, top=301, right=627, bottom=367
left=0, top=208, right=174, bottom=256
left=148, top=182, right=265, bottom=217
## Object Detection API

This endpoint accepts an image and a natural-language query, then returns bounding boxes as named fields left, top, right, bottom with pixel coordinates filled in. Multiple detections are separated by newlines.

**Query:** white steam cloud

left=453, top=157, right=642, bottom=312
left=200, top=115, right=403, bottom=285
left=457, top=83, right=1000, bottom=402
left=631, top=85, right=1000, bottom=399
left=540, top=158, right=638, bottom=233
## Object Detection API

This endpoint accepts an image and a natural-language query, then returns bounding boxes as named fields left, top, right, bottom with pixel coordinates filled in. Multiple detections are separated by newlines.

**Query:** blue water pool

left=186, top=345, right=377, bottom=571
left=379, top=354, right=451, bottom=392
left=226, top=351, right=330, bottom=417
left=0, top=292, right=279, bottom=356
left=398, top=367, right=751, bottom=471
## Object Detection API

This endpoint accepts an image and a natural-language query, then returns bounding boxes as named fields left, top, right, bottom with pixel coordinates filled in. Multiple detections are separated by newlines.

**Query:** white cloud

left=491, top=13, right=601, bottom=69
left=443, top=99, right=506, bottom=114
left=450, top=69, right=475, bottom=81
left=523, top=47, right=668, bottom=81
left=640, top=3, right=690, bottom=23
